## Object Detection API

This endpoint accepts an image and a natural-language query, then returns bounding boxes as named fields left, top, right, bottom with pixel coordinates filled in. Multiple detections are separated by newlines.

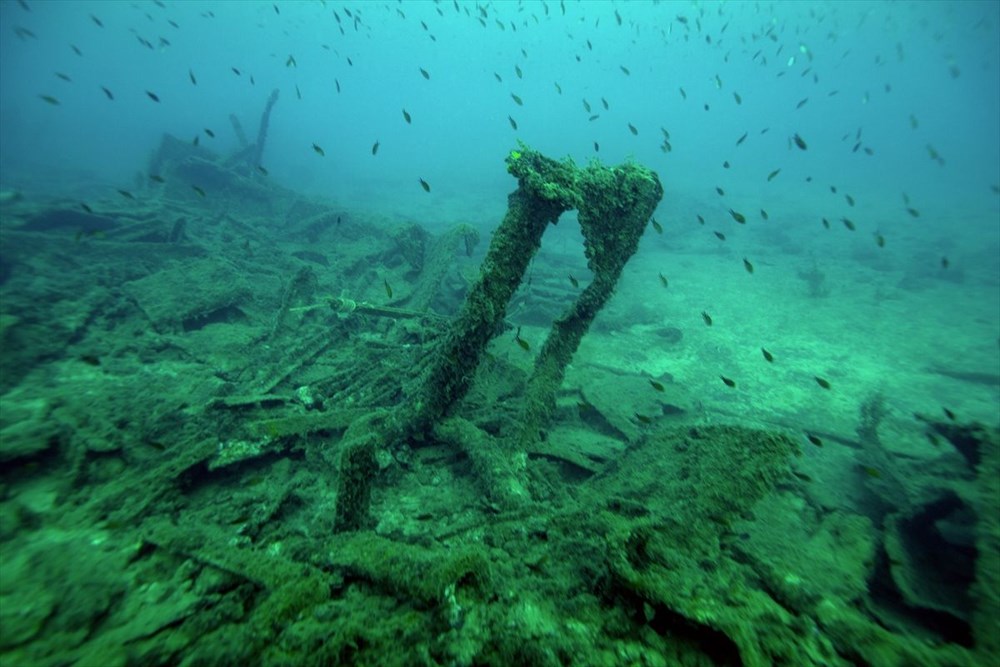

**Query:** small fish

left=204, top=128, right=215, bottom=138
left=805, top=433, right=823, bottom=447
left=568, top=275, right=579, bottom=288
left=651, top=218, right=663, bottom=234
left=821, top=218, right=831, bottom=229
left=906, top=207, right=920, bottom=218
left=295, top=84, right=301, bottom=100
left=943, top=407, right=956, bottom=421
left=554, top=82, right=562, bottom=94
left=697, top=214, right=705, bottom=225
left=701, top=311, right=713, bottom=326
left=149, top=174, right=165, bottom=183
left=589, top=114, right=600, bottom=122
left=792, top=471, right=813, bottom=483
left=728, top=209, right=746, bottom=224
left=874, top=232, right=885, bottom=248
left=193, top=135, right=200, bottom=146
left=649, top=379, right=665, bottom=392
left=941, top=256, right=949, bottom=269
left=80, top=354, right=101, bottom=366
left=402, top=109, right=411, bottom=124
left=723, top=161, right=730, bottom=169
left=628, top=122, right=638, bottom=136
left=620, top=65, right=630, bottom=75
left=335, top=79, right=341, bottom=93
left=39, top=94, right=60, bottom=105
left=716, top=186, right=725, bottom=196
left=419, top=178, right=431, bottom=193
left=312, top=143, right=325, bottom=156
left=736, top=131, right=748, bottom=146
left=117, top=189, right=134, bottom=199
left=582, top=99, right=591, bottom=113
left=80, top=203, right=93, bottom=213
left=761, top=348, right=774, bottom=362
left=257, top=165, right=268, bottom=176
left=231, top=67, right=241, bottom=76
left=371, top=140, right=380, bottom=156
left=384, top=278, right=392, bottom=299
left=55, top=72, right=72, bottom=82
left=90, top=14, right=103, bottom=27
left=720, top=375, right=736, bottom=388
left=101, top=86, right=114, bottom=100
left=508, top=116, right=518, bottom=130
left=494, top=72, right=502, bottom=83
left=742, top=258, right=754, bottom=274
left=733, top=92, right=742, bottom=104
left=515, top=64, right=522, bottom=78
left=189, top=69, right=197, bottom=85
left=191, top=185, right=206, bottom=197
left=514, top=327, right=530, bottom=351
left=841, top=217, right=856, bottom=231
left=845, top=194, right=855, bottom=206
left=419, top=67, right=430, bottom=79
left=146, top=90, right=160, bottom=102
left=14, top=25, right=40, bottom=41
left=286, top=54, right=297, bottom=68
left=760, top=209, right=769, bottom=221
left=679, top=86, right=687, bottom=99
left=593, top=141, right=599, bottom=152
left=767, top=168, right=781, bottom=182
left=814, top=376, right=831, bottom=390
left=793, top=133, right=807, bottom=150
left=601, top=97, right=609, bottom=110
left=635, top=413, right=652, bottom=424
left=713, top=231, right=726, bottom=241
left=796, top=97, right=809, bottom=109
left=658, top=273, right=668, bottom=288
left=861, top=466, right=882, bottom=479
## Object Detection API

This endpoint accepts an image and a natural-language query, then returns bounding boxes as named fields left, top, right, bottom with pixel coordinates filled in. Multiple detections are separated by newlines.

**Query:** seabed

left=0, top=124, right=997, bottom=666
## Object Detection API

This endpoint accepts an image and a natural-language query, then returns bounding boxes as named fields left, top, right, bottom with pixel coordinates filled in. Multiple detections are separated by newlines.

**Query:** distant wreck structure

left=334, top=144, right=664, bottom=530
left=146, top=88, right=281, bottom=218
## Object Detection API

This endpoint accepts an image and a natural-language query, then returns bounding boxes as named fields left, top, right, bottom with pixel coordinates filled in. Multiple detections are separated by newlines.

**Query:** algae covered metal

left=334, top=145, right=663, bottom=530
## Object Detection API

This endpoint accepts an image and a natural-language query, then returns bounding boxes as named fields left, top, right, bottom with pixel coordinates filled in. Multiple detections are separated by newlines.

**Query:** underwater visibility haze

left=0, top=1, right=998, bottom=665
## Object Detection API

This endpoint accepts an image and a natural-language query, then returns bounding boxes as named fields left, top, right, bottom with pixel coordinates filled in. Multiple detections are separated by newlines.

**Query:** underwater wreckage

left=0, top=119, right=998, bottom=665
left=333, top=145, right=664, bottom=530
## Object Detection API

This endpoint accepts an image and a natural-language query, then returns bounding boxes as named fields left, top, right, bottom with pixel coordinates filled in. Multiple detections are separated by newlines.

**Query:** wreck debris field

left=0, top=2, right=998, bottom=666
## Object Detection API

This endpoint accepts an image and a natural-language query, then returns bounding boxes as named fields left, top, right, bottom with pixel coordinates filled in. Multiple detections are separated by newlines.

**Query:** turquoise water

left=1, top=2, right=998, bottom=665
left=4, top=2, right=998, bottom=222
